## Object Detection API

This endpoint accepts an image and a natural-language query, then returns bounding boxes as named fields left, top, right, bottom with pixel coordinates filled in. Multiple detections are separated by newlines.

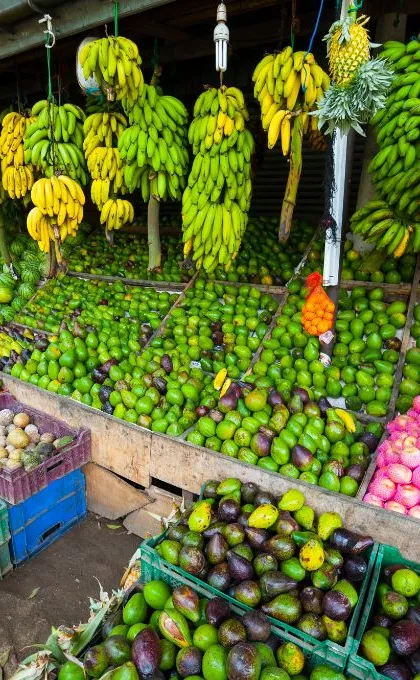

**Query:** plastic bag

left=301, top=272, right=335, bottom=336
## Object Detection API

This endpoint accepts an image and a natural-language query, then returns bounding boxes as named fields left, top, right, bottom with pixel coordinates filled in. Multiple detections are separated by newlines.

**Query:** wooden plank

left=149, top=432, right=420, bottom=562
left=83, top=462, right=151, bottom=519
left=1, top=375, right=152, bottom=487
left=341, top=280, right=411, bottom=298
left=124, top=485, right=182, bottom=538
left=66, top=272, right=188, bottom=292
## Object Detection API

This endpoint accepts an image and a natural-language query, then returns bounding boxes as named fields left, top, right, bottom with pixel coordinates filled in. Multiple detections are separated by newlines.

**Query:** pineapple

left=326, top=14, right=371, bottom=85
left=315, top=4, right=393, bottom=135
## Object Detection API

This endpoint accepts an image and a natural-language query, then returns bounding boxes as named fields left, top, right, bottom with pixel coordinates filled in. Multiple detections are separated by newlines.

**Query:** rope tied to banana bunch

left=113, top=0, right=119, bottom=38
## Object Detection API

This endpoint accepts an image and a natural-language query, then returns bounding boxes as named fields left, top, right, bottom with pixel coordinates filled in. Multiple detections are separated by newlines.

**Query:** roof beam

left=0, top=0, right=175, bottom=62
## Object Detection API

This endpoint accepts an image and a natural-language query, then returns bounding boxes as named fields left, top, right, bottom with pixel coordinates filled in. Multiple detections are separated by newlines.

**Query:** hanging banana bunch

left=252, top=47, right=330, bottom=155
left=253, top=47, right=330, bottom=242
left=315, top=4, right=393, bottom=134
left=100, top=198, right=134, bottom=231
left=181, top=86, right=254, bottom=273
left=24, top=100, right=88, bottom=185
left=119, top=83, right=189, bottom=202
left=0, top=111, right=36, bottom=199
left=84, top=110, right=131, bottom=217
left=79, top=36, right=144, bottom=107
left=349, top=35, right=420, bottom=258
left=27, top=174, right=85, bottom=261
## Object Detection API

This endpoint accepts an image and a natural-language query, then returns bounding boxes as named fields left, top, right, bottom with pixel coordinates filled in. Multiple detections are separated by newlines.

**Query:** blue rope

left=302, top=0, right=326, bottom=91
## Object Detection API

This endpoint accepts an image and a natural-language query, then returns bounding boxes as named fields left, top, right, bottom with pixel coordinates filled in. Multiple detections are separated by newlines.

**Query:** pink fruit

left=387, top=464, right=412, bottom=484
left=408, top=505, right=420, bottom=519
left=363, top=493, right=383, bottom=508
left=413, top=395, right=420, bottom=413
left=400, top=447, right=420, bottom=470
left=376, top=452, right=386, bottom=468
left=412, top=466, right=420, bottom=488
left=394, top=484, right=420, bottom=508
left=369, top=475, right=396, bottom=501
left=384, top=500, right=407, bottom=515
left=384, top=449, right=401, bottom=465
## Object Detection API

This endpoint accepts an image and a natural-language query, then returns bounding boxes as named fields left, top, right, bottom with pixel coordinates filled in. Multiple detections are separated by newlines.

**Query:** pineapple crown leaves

left=323, top=14, right=379, bottom=55
left=315, top=58, right=393, bottom=136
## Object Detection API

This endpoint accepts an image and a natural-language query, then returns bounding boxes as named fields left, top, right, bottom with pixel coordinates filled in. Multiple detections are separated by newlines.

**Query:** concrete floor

left=0, top=514, right=139, bottom=678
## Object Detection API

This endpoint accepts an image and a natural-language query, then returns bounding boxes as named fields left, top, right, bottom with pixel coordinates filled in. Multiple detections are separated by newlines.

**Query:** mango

left=216, top=478, right=241, bottom=495
left=159, top=610, right=193, bottom=648
left=278, top=489, right=305, bottom=512
left=248, top=504, right=279, bottom=529
left=299, top=538, right=325, bottom=572
left=188, top=500, right=213, bottom=533
left=317, top=512, right=342, bottom=541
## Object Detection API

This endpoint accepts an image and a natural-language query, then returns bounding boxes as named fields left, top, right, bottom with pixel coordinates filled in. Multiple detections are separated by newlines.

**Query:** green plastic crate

left=140, top=545, right=352, bottom=676
left=141, top=532, right=378, bottom=671
left=0, top=540, right=12, bottom=579
left=0, top=498, right=9, bottom=544
left=348, top=544, right=420, bottom=679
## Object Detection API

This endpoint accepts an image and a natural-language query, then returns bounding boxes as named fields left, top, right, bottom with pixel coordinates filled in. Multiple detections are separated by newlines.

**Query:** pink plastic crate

left=0, top=392, right=91, bottom=504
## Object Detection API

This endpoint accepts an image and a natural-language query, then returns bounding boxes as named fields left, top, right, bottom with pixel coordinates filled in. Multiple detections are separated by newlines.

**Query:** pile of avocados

left=58, top=579, right=349, bottom=680
left=154, top=478, right=373, bottom=646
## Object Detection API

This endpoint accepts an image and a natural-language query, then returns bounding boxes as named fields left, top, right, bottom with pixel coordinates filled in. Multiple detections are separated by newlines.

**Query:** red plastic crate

left=0, top=392, right=91, bottom=504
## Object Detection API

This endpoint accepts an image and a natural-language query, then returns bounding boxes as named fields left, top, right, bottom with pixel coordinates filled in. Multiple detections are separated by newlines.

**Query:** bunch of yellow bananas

left=27, top=174, right=85, bottom=259
left=0, top=111, right=36, bottom=198
left=24, top=100, right=87, bottom=185
left=88, top=148, right=127, bottom=208
left=83, top=111, right=127, bottom=157
left=182, top=86, right=254, bottom=273
left=119, top=84, right=189, bottom=202
left=188, top=86, right=249, bottom=155
left=252, top=47, right=330, bottom=154
left=100, top=198, right=134, bottom=231
left=79, top=36, right=143, bottom=107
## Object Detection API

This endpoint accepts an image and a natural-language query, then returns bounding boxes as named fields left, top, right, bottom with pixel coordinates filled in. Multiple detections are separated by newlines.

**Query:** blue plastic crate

left=8, top=469, right=87, bottom=565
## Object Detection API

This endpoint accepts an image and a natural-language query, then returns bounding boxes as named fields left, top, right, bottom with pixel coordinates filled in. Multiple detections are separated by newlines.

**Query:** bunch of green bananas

left=252, top=48, right=330, bottom=153
left=182, top=86, right=254, bottom=273
left=352, top=36, right=420, bottom=257
left=188, top=85, right=249, bottom=153
left=24, top=100, right=87, bottom=185
left=118, top=84, right=189, bottom=202
left=351, top=199, right=418, bottom=257
left=79, top=36, right=143, bottom=108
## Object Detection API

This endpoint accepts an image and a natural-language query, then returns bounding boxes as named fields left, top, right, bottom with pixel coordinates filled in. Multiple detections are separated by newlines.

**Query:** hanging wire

left=46, top=32, right=54, bottom=102
left=114, top=1, right=119, bottom=37
left=301, top=0, right=325, bottom=92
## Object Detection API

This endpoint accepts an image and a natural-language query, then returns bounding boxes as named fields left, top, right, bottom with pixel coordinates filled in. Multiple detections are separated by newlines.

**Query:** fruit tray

left=348, top=544, right=420, bottom=680
left=8, top=468, right=86, bottom=565
left=140, top=540, right=353, bottom=674
left=0, top=392, right=90, bottom=504
left=140, top=527, right=378, bottom=671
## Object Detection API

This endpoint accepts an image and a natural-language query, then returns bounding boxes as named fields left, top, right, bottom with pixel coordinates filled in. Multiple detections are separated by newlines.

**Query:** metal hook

left=39, top=14, right=55, bottom=48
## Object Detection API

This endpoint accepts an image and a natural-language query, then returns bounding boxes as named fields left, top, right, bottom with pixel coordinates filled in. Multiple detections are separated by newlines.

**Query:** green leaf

left=28, top=587, right=40, bottom=599
left=106, top=524, right=121, bottom=530
left=69, top=602, right=113, bottom=657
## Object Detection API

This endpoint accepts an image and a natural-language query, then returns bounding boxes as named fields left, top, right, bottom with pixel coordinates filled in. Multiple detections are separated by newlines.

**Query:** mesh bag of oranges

left=301, top=272, right=335, bottom=336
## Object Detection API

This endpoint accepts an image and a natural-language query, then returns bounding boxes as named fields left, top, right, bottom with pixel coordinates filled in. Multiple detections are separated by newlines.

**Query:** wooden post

left=353, top=13, right=407, bottom=252
left=148, top=195, right=161, bottom=271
